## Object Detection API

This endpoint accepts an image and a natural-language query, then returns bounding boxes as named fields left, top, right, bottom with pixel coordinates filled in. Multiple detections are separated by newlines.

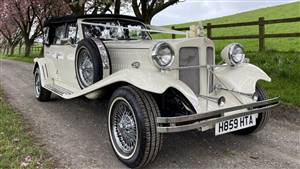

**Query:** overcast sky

left=151, top=0, right=298, bottom=25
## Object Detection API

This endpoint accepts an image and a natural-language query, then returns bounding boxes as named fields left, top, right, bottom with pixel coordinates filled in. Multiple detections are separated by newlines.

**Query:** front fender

left=69, top=69, right=200, bottom=112
left=214, top=63, right=271, bottom=94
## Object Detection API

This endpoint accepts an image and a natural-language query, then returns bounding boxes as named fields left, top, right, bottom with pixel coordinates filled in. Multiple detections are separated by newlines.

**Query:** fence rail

left=170, top=17, right=300, bottom=51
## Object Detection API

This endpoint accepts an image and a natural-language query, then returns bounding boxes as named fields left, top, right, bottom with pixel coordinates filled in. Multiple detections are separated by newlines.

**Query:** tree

left=63, top=0, right=86, bottom=15
left=0, top=2, right=23, bottom=55
left=114, top=0, right=121, bottom=14
left=132, top=0, right=181, bottom=24
left=0, top=0, right=70, bottom=56
left=0, top=23, right=23, bottom=55
left=63, top=0, right=131, bottom=16
left=0, top=36, right=8, bottom=55
left=64, top=0, right=113, bottom=15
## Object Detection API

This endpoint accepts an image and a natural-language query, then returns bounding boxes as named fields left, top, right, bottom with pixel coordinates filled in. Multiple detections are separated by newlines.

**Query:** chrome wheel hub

left=35, top=73, right=41, bottom=97
left=110, top=98, right=138, bottom=158
left=78, top=50, right=94, bottom=87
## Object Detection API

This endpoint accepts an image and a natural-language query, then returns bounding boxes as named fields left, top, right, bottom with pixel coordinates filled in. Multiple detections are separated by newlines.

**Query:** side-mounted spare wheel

left=75, top=38, right=111, bottom=88
left=108, top=86, right=163, bottom=168
left=34, top=67, right=51, bottom=101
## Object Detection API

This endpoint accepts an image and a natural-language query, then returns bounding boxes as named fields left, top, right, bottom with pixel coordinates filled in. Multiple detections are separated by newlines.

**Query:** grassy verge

left=0, top=89, right=53, bottom=168
left=246, top=51, right=300, bottom=107
left=0, top=55, right=35, bottom=63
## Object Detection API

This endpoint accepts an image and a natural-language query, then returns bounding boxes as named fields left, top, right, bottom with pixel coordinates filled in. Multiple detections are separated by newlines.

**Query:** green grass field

left=0, top=89, right=52, bottom=168
left=152, top=1, right=300, bottom=52
left=0, top=55, right=34, bottom=63
left=245, top=52, right=300, bottom=107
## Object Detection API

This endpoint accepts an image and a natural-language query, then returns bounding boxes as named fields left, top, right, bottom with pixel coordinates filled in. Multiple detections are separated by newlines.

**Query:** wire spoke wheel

left=110, top=98, right=138, bottom=159
left=108, top=86, right=162, bottom=168
left=78, top=49, right=94, bottom=87
left=33, top=67, right=51, bottom=101
left=34, top=71, right=41, bottom=97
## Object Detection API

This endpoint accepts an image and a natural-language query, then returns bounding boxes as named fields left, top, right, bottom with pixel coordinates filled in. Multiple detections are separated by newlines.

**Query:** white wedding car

left=34, top=15, right=279, bottom=168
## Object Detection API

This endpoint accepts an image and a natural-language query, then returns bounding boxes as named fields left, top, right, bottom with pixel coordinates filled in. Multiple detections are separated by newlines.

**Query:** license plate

left=215, top=114, right=258, bottom=136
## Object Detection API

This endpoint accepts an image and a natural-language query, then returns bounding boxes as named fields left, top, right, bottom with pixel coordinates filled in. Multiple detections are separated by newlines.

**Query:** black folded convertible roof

left=44, top=14, right=144, bottom=27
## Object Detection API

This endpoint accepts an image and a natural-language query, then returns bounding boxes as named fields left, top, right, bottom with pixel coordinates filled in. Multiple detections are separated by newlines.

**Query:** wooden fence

left=171, top=17, right=300, bottom=51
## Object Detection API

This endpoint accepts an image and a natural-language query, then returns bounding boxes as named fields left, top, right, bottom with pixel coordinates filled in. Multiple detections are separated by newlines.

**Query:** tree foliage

left=132, top=0, right=181, bottom=24
left=0, top=0, right=70, bottom=56
left=0, top=0, right=182, bottom=56
left=64, top=0, right=113, bottom=15
left=64, top=0, right=180, bottom=24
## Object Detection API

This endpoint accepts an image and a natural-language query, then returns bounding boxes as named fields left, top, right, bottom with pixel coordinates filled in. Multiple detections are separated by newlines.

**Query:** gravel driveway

left=0, top=59, right=299, bottom=169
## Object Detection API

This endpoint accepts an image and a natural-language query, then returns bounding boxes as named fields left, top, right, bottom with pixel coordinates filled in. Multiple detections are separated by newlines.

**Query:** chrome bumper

left=156, top=97, right=280, bottom=133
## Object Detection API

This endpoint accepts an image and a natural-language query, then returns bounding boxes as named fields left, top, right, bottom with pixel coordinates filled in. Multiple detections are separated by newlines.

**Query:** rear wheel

left=34, top=68, right=51, bottom=101
left=108, top=86, right=162, bottom=168
left=234, top=85, right=270, bottom=135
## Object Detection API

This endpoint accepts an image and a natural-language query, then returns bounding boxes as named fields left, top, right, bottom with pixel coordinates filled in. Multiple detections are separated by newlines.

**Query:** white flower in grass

left=20, top=156, right=32, bottom=167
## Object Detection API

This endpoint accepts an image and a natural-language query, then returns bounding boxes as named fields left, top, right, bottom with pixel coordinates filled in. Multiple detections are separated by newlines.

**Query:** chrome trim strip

left=91, top=38, right=111, bottom=77
left=41, top=65, right=46, bottom=80
left=157, top=97, right=280, bottom=124
left=81, top=21, right=186, bottom=35
left=44, top=64, right=49, bottom=78
left=166, top=64, right=229, bottom=71
left=157, top=102, right=279, bottom=133
left=218, top=87, right=254, bottom=96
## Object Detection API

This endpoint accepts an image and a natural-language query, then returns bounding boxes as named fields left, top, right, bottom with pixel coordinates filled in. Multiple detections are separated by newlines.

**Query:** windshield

left=82, top=19, right=151, bottom=41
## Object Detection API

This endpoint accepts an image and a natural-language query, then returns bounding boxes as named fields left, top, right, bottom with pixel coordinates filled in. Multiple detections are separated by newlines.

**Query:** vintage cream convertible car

left=33, top=15, right=279, bottom=168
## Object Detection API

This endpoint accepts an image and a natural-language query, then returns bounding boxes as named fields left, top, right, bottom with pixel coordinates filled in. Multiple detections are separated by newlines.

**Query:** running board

left=44, top=84, right=74, bottom=97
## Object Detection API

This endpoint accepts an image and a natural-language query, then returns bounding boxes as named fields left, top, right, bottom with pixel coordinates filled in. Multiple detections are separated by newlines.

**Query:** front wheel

left=234, top=85, right=270, bottom=135
left=108, top=86, right=162, bottom=168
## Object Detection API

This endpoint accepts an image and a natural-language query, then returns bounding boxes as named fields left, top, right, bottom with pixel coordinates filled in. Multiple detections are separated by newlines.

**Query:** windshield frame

left=80, top=18, right=152, bottom=41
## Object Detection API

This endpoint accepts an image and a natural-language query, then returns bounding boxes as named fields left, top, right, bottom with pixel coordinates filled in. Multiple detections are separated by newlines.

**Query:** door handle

left=56, top=53, right=61, bottom=59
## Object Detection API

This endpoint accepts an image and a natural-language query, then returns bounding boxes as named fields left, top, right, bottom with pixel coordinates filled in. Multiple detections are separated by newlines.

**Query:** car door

left=57, top=23, right=79, bottom=88
left=43, top=24, right=67, bottom=83
left=47, top=23, right=78, bottom=88
left=43, top=26, right=60, bottom=81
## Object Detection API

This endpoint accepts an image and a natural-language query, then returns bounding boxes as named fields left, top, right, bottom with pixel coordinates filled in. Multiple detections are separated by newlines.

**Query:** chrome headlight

left=152, top=42, right=175, bottom=69
left=221, top=43, right=245, bottom=65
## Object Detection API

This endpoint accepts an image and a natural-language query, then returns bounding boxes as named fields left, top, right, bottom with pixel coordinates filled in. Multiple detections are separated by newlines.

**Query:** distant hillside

left=174, top=1, right=300, bottom=27
left=153, top=2, right=300, bottom=52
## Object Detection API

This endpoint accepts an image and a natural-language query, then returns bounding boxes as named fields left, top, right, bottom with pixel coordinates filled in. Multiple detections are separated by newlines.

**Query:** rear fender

left=33, top=58, right=47, bottom=86
left=214, top=63, right=271, bottom=94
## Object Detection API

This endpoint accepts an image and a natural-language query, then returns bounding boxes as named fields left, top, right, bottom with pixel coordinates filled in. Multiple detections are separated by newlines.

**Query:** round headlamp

left=152, top=42, right=175, bottom=69
left=221, top=43, right=245, bottom=65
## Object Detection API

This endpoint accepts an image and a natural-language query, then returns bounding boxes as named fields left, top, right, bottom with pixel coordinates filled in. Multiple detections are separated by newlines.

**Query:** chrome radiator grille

left=179, top=47, right=214, bottom=95
left=179, top=47, right=200, bottom=94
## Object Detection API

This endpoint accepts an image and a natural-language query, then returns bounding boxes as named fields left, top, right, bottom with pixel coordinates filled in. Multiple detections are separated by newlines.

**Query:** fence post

left=171, top=26, right=176, bottom=39
left=207, top=23, right=212, bottom=38
left=259, top=17, right=265, bottom=51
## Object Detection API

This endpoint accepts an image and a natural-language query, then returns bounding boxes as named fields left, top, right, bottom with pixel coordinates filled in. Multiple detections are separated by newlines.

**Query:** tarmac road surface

left=0, top=60, right=299, bottom=169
